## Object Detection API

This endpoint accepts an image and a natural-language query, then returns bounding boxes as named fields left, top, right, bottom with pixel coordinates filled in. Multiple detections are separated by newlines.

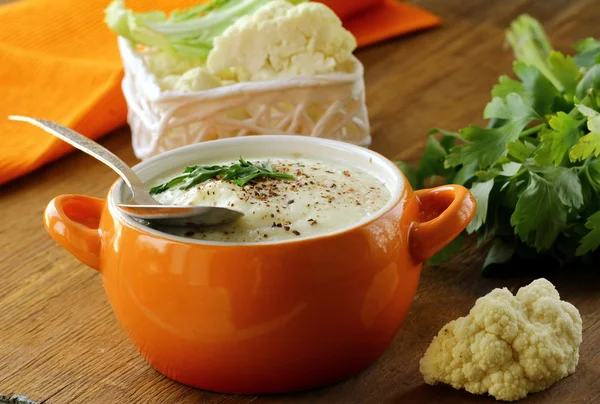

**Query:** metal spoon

left=9, top=115, right=244, bottom=227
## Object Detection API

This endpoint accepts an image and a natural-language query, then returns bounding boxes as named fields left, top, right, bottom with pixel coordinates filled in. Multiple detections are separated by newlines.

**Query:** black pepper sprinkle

left=184, top=231, right=195, bottom=237
left=288, top=199, right=295, bottom=204
left=293, top=230, right=301, bottom=236
left=284, top=226, right=290, bottom=231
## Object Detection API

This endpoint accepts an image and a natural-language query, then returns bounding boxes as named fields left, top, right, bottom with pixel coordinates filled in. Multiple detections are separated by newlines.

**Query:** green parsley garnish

left=149, top=158, right=295, bottom=194
left=396, top=14, right=600, bottom=273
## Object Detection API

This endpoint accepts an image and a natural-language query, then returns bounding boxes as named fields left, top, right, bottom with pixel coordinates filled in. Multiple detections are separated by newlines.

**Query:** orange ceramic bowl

left=43, top=136, right=475, bottom=394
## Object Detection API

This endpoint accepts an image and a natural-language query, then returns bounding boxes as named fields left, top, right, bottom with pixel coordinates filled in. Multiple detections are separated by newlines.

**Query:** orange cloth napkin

left=0, top=0, right=440, bottom=187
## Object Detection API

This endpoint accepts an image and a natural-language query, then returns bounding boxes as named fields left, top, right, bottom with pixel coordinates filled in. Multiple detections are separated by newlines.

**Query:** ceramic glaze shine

left=149, top=158, right=390, bottom=242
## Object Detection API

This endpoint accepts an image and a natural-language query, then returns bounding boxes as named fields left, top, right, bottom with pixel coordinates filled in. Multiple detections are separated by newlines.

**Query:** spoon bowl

left=8, top=115, right=244, bottom=227
left=117, top=204, right=244, bottom=227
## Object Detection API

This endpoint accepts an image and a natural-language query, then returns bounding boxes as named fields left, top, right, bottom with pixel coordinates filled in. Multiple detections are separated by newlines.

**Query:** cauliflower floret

left=157, top=74, right=180, bottom=91
left=206, top=0, right=357, bottom=82
left=420, top=278, right=582, bottom=402
left=175, top=67, right=222, bottom=92
left=138, top=47, right=204, bottom=78
left=157, top=67, right=222, bottom=92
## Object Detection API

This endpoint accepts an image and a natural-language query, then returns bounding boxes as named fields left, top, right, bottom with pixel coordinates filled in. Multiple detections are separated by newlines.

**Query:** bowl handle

left=44, top=194, right=105, bottom=271
left=409, top=184, right=476, bottom=263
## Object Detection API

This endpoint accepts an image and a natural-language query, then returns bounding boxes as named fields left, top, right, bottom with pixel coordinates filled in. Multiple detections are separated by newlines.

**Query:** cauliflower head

left=419, top=278, right=582, bottom=402
left=206, top=0, right=357, bottom=82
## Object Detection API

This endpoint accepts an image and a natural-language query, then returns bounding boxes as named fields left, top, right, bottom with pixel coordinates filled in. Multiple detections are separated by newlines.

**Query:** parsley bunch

left=397, top=15, right=600, bottom=273
left=149, top=158, right=294, bottom=194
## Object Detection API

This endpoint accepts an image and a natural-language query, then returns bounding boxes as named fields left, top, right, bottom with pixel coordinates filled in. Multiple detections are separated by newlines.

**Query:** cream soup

left=149, top=157, right=390, bottom=242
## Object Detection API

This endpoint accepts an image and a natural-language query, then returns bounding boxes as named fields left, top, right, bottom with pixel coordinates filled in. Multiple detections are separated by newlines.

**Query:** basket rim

left=117, top=37, right=366, bottom=103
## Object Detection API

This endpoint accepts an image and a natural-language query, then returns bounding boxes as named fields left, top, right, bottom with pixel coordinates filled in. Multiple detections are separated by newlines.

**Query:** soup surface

left=148, top=157, right=390, bottom=242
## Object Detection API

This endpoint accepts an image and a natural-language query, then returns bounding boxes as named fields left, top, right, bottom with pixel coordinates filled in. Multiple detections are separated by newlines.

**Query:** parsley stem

left=590, top=89, right=599, bottom=111
left=583, top=164, right=594, bottom=187
left=580, top=155, right=593, bottom=171
left=519, top=123, right=546, bottom=138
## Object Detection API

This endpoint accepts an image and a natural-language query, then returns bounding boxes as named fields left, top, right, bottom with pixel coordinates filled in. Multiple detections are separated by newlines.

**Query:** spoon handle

left=9, top=115, right=153, bottom=203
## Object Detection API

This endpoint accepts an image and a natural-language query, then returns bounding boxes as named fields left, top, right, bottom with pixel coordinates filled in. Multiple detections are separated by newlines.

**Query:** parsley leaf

left=574, top=38, right=600, bottom=52
left=149, top=174, right=191, bottom=194
left=510, top=172, right=567, bottom=251
left=179, top=165, right=228, bottom=190
left=149, top=165, right=227, bottom=194
left=534, top=112, right=584, bottom=166
left=576, top=64, right=600, bottom=100
left=467, top=180, right=495, bottom=234
left=548, top=168, right=584, bottom=209
left=577, top=211, right=600, bottom=255
left=149, top=158, right=294, bottom=194
left=482, top=238, right=517, bottom=271
left=506, top=15, right=559, bottom=90
left=547, top=51, right=580, bottom=98
left=395, top=161, right=418, bottom=189
left=476, top=162, right=523, bottom=181
left=528, top=165, right=584, bottom=209
left=492, top=61, right=560, bottom=115
left=573, top=38, right=600, bottom=68
left=221, top=158, right=295, bottom=186
left=570, top=133, right=600, bottom=161
left=446, top=94, right=539, bottom=168
left=569, top=105, right=600, bottom=161
left=416, top=135, right=456, bottom=186
left=585, top=158, right=600, bottom=192
left=427, top=233, right=465, bottom=265
left=452, top=161, right=478, bottom=185
left=507, top=139, right=536, bottom=162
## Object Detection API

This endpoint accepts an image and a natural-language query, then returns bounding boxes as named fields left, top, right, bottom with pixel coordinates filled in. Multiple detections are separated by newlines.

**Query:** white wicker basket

left=117, top=37, right=371, bottom=160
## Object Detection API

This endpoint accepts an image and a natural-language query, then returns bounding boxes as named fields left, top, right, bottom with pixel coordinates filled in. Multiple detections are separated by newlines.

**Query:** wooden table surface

left=1, top=1, right=599, bottom=403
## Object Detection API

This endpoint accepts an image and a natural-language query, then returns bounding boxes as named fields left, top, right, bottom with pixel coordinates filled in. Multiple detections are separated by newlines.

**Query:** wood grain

left=1, top=0, right=599, bottom=403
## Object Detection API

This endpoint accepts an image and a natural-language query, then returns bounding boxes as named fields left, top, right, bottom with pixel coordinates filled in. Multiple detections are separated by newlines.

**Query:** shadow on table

left=384, top=384, right=497, bottom=403
left=246, top=383, right=497, bottom=404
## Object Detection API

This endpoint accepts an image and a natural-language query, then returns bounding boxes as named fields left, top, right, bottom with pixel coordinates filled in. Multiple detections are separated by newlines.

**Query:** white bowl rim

left=108, top=135, right=407, bottom=246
